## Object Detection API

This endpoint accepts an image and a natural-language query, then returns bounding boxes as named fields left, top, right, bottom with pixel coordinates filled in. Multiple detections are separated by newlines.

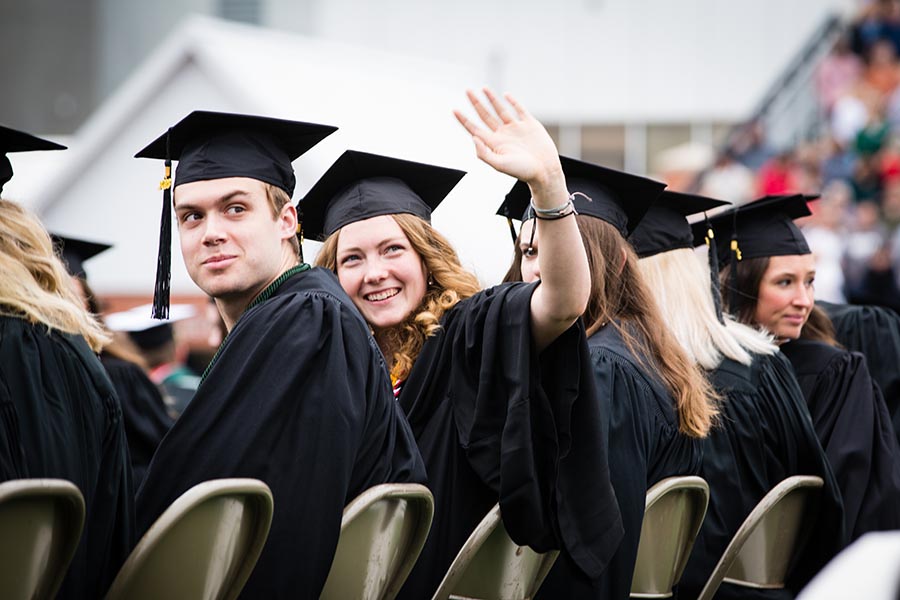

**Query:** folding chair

left=320, top=483, right=434, bottom=600
left=431, top=503, right=559, bottom=600
left=696, top=475, right=824, bottom=600
left=0, top=478, right=85, bottom=600
left=105, top=478, right=273, bottom=600
left=630, top=476, right=710, bottom=598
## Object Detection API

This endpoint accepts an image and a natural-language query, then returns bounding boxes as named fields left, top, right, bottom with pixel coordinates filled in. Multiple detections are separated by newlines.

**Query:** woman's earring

left=428, top=273, right=435, bottom=286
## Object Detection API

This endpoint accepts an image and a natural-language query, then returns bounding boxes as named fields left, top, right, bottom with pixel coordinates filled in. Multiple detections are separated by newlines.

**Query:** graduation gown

left=679, top=352, right=846, bottom=600
left=396, top=283, right=623, bottom=600
left=539, top=322, right=703, bottom=599
left=781, top=339, right=900, bottom=540
left=136, top=267, right=426, bottom=599
left=819, top=301, right=900, bottom=446
left=100, top=354, right=173, bottom=491
left=0, top=315, right=135, bottom=599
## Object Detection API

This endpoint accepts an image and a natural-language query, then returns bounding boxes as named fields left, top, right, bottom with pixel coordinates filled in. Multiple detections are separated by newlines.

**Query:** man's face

left=173, top=177, right=294, bottom=305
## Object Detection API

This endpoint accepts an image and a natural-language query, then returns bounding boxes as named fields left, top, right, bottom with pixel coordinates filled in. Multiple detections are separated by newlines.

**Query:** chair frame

left=431, top=503, right=559, bottom=600
left=0, top=478, right=85, bottom=600
left=321, top=482, right=434, bottom=600
left=696, top=475, right=824, bottom=600
left=105, top=478, right=273, bottom=600
left=630, top=475, right=710, bottom=599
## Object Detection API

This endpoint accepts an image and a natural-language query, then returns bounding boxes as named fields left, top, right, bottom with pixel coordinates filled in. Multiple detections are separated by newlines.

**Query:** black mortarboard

left=298, top=150, right=467, bottom=240
left=495, top=155, right=667, bottom=239
left=134, top=111, right=337, bottom=319
left=50, top=233, right=112, bottom=279
left=0, top=125, right=66, bottom=194
left=629, top=191, right=730, bottom=259
left=690, top=194, right=813, bottom=267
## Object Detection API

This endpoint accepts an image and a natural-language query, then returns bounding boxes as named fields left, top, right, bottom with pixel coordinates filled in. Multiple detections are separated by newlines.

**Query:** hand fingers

left=454, top=109, right=485, bottom=138
left=466, top=89, right=500, bottom=131
left=483, top=88, right=514, bottom=124
left=504, top=93, right=530, bottom=121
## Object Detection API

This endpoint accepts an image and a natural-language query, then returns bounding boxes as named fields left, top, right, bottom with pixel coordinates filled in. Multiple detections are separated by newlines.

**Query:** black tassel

left=152, top=128, right=173, bottom=320
left=704, top=216, right=725, bottom=324
left=506, top=217, right=518, bottom=244
left=728, top=209, right=742, bottom=314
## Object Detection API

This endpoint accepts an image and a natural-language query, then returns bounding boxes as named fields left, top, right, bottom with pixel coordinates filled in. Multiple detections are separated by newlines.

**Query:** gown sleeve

left=100, top=355, right=173, bottom=491
left=136, top=288, right=425, bottom=599
left=783, top=341, right=900, bottom=541
left=402, top=282, right=623, bottom=582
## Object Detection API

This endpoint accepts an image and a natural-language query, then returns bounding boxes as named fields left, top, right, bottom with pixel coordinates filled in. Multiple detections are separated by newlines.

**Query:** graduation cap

left=0, top=124, right=67, bottom=194
left=691, top=194, right=814, bottom=313
left=134, top=111, right=338, bottom=319
left=105, top=303, right=197, bottom=350
left=495, top=155, right=667, bottom=240
left=629, top=191, right=731, bottom=322
left=629, top=191, right=730, bottom=259
left=690, top=194, right=814, bottom=267
left=50, top=233, right=112, bottom=279
left=298, top=150, right=467, bottom=240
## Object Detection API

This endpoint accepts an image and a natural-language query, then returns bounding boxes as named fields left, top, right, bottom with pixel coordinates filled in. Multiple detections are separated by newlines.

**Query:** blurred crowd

left=699, top=0, right=900, bottom=312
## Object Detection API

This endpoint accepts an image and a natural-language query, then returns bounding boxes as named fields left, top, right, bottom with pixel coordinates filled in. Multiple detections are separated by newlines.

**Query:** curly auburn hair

left=315, top=213, right=481, bottom=380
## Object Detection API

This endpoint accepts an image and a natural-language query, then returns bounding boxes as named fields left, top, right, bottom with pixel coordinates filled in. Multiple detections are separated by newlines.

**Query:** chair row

left=0, top=473, right=823, bottom=600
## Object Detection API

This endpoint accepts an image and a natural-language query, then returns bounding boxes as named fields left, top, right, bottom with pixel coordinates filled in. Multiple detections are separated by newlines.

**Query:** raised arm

left=454, top=88, right=590, bottom=351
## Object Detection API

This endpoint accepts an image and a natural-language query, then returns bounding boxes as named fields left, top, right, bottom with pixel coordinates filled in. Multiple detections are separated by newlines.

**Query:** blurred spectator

left=846, top=200, right=888, bottom=289
left=850, top=243, right=900, bottom=312
left=817, top=33, right=864, bottom=115
left=884, top=173, right=900, bottom=229
left=802, top=181, right=853, bottom=303
left=852, top=0, right=900, bottom=57
left=862, top=39, right=900, bottom=99
left=820, top=135, right=857, bottom=183
left=832, top=83, right=878, bottom=145
left=699, top=149, right=755, bottom=204
left=757, top=150, right=796, bottom=195
left=106, top=304, right=201, bottom=418
left=855, top=101, right=891, bottom=155
left=853, top=154, right=885, bottom=203
left=730, top=120, right=776, bottom=171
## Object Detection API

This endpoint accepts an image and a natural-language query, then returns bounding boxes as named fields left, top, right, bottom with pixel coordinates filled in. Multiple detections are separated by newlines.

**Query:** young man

left=134, top=112, right=426, bottom=598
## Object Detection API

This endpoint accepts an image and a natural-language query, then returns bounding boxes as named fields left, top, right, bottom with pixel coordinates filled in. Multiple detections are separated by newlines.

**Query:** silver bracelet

left=531, top=193, right=577, bottom=218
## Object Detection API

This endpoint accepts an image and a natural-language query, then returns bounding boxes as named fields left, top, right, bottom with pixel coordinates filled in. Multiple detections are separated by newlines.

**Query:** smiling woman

left=714, top=194, right=900, bottom=543
left=308, top=89, right=623, bottom=599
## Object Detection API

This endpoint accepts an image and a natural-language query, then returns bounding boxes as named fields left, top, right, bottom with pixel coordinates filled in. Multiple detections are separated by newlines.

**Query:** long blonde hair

left=638, top=248, right=777, bottom=370
left=316, top=213, right=481, bottom=380
left=0, top=200, right=110, bottom=351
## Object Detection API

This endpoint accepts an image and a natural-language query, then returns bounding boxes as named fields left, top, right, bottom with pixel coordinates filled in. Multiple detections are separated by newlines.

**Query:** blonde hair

left=637, top=248, right=777, bottom=370
left=316, top=213, right=481, bottom=380
left=0, top=200, right=110, bottom=351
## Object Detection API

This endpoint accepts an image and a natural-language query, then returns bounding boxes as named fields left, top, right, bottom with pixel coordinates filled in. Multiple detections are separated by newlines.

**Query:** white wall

left=305, top=0, right=857, bottom=122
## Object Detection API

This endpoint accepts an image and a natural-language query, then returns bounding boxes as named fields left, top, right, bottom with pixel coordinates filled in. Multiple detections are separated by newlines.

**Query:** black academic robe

left=819, top=301, right=900, bottom=446
left=396, top=283, right=623, bottom=600
left=781, top=339, right=900, bottom=541
left=100, top=354, right=173, bottom=491
left=539, top=323, right=704, bottom=600
left=679, top=352, right=846, bottom=600
left=136, top=268, right=426, bottom=599
left=0, top=315, right=135, bottom=599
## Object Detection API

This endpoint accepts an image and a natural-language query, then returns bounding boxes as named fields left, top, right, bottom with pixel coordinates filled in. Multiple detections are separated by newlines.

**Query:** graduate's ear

left=617, top=246, right=627, bottom=275
left=278, top=202, right=298, bottom=241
